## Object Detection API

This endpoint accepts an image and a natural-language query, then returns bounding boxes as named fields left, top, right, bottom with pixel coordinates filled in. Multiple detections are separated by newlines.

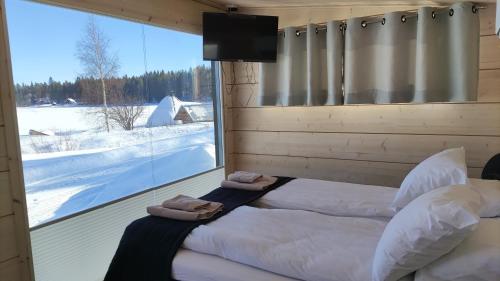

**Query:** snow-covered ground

left=17, top=105, right=216, bottom=226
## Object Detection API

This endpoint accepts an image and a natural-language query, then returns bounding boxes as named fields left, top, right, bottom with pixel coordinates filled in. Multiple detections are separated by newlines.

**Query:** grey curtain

left=258, top=22, right=344, bottom=106
left=345, top=2, right=479, bottom=104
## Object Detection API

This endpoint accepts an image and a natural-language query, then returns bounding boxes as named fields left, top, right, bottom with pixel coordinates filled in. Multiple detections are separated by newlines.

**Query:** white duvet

left=253, top=178, right=398, bottom=217
left=183, top=206, right=389, bottom=281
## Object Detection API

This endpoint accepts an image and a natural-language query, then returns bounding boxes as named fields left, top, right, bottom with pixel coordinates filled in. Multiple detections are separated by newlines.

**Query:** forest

left=14, top=65, right=215, bottom=106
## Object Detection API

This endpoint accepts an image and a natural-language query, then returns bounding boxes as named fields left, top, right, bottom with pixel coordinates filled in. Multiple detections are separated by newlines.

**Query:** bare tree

left=76, top=16, right=119, bottom=132
left=108, top=98, right=145, bottom=130
left=107, top=82, right=144, bottom=131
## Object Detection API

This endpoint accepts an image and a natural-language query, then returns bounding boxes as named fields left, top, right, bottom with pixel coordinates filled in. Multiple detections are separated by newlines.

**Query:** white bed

left=170, top=176, right=499, bottom=281
left=253, top=178, right=398, bottom=217
left=182, top=206, right=390, bottom=281
left=172, top=249, right=299, bottom=281
left=171, top=178, right=397, bottom=281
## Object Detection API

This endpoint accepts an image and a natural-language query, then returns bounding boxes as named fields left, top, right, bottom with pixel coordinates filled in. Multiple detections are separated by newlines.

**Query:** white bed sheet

left=172, top=249, right=299, bottom=281
left=183, top=206, right=391, bottom=281
left=253, top=178, right=398, bottom=217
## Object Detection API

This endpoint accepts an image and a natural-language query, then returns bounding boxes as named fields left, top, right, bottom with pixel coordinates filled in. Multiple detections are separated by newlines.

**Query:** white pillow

left=415, top=218, right=500, bottom=281
left=469, top=178, right=500, bottom=218
left=392, top=147, right=468, bottom=210
left=372, top=185, right=481, bottom=281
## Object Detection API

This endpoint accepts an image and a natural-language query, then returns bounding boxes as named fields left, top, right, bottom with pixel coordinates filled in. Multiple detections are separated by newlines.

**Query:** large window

left=5, top=0, right=222, bottom=227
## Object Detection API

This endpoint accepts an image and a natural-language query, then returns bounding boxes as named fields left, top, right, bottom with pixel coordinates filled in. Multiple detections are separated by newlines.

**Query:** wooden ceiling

left=197, top=0, right=495, bottom=9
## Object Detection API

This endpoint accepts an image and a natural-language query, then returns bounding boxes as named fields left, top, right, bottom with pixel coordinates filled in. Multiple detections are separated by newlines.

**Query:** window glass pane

left=5, top=0, right=218, bottom=227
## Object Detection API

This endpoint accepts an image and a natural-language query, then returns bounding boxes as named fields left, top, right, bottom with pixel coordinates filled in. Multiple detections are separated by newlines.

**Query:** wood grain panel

left=235, top=153, right=411, bottom=186
left=227, top=62, right=259, bottom=85
left=234, top=153, right=483, bottom=187
left=241, top=3, right=495, bottom=34
left=221, top=62, right=258, bottom=89
left=0, top=126, right=6, bottom=157
left=478, top=69, right=500, bottom=102
left=0, top=172, right=13, bottom=217
left=228, top=84, right=259, bottom=107
left=234, top=131, right=500, bottom=168
left=1, top=2, right=33, bottom=280
left=0, top=127, right=7, bottom=171
left=480, top=35, right=500, bottom=70
left=233, top=103, right=500, bottom=136
left=38, top=0, right=222, bottom=34
left=243, top=5, right=428, bottom=28
left=0, top=215, right=19, bottom=263
left=479, top=3, right=497, bottom=36
left=0, top=157, right=7, bottom=172
left=207, top=0, right=496, bottom=9
left=0, top=257, right=22, bottom=281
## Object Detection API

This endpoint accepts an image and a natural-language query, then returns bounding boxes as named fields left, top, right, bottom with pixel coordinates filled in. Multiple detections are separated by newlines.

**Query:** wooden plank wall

left=0, top=1, right=34, bottom=280
left=0, top=1, right=221, bottom=281
left=223, top=4, right=500, bottom=187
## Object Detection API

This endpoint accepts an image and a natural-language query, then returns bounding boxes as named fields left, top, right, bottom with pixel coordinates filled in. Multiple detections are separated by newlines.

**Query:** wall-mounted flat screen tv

left=203, top=12, right=278, bottom=62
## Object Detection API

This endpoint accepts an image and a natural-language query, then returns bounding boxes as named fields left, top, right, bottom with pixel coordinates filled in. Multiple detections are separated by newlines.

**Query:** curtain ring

left=472, top=5, right=478, bottom=13
left=431, top=11, right=436, bottom=19
left=339, top=23, right=343, bottom=32
left=449, top=8, right=454, bottom=16
left=361, top=20, right=367, bottom=28
left=295, top=30, right=300, bottom=36
left=381, top=18, right=386, bottom=25
left=401, top=15, right=407, bottom=23
left=315, top=27, right=319, bottom=34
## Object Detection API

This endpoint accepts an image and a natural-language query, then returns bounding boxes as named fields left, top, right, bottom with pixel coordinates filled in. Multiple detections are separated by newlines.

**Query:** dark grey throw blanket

left=104, top=176, right=295, bottom=281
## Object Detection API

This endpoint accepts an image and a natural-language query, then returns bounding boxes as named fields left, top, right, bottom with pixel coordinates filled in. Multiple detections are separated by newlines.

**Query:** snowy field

left=17, top=105, right=215, bottom=226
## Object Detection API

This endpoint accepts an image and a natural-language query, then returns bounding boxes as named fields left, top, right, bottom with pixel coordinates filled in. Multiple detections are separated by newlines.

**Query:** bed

left=170, top=177, right=403, bottom=281
left=169, top=173, right=500, bottom=281
left=107, top=149, right=500, bottom=281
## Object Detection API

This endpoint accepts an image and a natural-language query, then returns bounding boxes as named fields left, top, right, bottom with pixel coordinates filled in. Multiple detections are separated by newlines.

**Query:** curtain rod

left=280, top=4, right=487, bottom=33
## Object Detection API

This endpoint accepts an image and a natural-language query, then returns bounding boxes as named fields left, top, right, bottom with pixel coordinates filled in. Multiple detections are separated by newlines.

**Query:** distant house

left=145, top=96, right=183, bottom=127
left=29, top=129, right=55, bottom=136
left=65, top=98, right=77, bottom=105
left=174, top=103, right=213, bottom=124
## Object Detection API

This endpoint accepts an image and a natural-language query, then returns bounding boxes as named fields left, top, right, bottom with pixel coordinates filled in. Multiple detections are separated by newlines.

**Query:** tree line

left=14, top=67, right=215, bottom=107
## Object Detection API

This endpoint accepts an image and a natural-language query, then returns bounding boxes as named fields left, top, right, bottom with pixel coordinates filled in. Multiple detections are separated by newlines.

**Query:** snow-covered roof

left=175, top=103, right=213, bottom=122
left=145, top=96, right=183, bottom=127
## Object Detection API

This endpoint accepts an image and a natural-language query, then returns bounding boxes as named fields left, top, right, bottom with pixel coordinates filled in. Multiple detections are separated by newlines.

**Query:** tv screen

left=203, top=13, right=278, bottom=62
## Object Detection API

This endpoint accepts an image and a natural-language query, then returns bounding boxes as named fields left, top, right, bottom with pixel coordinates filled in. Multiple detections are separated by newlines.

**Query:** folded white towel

left=221, top=175, right=277, bottom=191
left=228, top=171, right=262, bottom=183
left=162, top=195, right=211, bottom=211
left=147, top=201, right=223, bottom=221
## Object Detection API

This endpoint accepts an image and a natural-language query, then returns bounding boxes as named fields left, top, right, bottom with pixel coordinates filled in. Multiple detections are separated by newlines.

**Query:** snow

left=145, top=96, right=203, bottom=127
left=145, top=96, right=182, bottom=127
left=17, top=105, right=216, bottom=226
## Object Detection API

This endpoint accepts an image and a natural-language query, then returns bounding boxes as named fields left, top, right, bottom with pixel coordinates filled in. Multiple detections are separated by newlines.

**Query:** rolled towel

left=228, top=171, right=262, bottom=183
left=147, top=201, right=223, bottom=221
left=221, top=175, right=277, bottom=191
left=162, top=195, right=211, bottom=211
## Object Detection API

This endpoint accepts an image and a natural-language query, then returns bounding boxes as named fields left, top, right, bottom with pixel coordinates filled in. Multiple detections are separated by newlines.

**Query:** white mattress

left=183, top=206, right=390, bottom=281
left=172, top=249, right=299, bottom=281
left=253, top=178, right=398, bottom=218
left=172, top=178, right=415, bottom=281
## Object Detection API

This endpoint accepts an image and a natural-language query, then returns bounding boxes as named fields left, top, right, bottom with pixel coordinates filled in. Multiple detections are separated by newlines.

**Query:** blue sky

left=5, top=0, right=208, bottom=84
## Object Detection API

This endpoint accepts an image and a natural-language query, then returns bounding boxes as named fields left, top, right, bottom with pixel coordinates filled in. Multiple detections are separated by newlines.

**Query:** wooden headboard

left=222, top=4, right=500, bottom=187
